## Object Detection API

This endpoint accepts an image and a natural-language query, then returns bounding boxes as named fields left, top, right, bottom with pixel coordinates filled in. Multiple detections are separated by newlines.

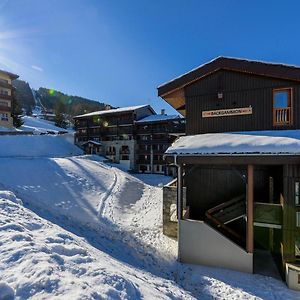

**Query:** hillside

left=12, top=79, right=35, bottom=114
left=12, top=81, right=112, bottom=118
left=36, top=87, right=111, bottom=117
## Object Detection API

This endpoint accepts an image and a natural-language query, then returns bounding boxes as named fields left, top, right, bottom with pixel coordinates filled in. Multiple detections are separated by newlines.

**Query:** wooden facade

left=159, top=57, right=300, bottom=283
left=184, top=70, right=300, bottom=134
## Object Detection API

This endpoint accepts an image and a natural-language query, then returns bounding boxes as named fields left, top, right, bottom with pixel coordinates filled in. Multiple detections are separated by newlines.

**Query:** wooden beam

left=247, top=164, right=254, bottom=253
left=177, top=164, right=183, bottom=220
left=165, top=155, right=300, bottom=166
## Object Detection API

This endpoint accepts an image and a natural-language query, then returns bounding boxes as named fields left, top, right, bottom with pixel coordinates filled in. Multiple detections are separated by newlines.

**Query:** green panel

left=254, top=202, right=282, bottom=225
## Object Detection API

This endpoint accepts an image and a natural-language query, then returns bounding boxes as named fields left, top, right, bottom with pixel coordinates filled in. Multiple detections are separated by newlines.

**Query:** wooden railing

left=205, top=195, right=246, bottom=240
left=273, top=107, right=291, bottom=125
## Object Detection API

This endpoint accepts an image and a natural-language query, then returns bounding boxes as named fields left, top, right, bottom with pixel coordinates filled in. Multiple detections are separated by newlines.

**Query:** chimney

left=161, top=109, right=165, bottom=115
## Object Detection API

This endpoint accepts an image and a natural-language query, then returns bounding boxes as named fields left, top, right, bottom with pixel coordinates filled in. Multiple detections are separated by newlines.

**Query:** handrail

left=205, top=194, right=246, bottom=241
left=273, top=107, right=291, bottom=125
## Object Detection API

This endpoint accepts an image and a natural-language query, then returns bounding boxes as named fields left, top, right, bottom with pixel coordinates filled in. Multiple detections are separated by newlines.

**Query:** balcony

left=137, top=159, right=151, bottom=164
left=273, top=107, right=291, bottom=126
left=0, top=94, right=12, bottom=101
left=0, top=81, right=12, bottom=89
left=0, top=105, right=11, bottom=112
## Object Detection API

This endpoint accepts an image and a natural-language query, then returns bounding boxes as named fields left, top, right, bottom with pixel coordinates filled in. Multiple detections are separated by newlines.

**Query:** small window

left=273, top=88, right=292, bottom=126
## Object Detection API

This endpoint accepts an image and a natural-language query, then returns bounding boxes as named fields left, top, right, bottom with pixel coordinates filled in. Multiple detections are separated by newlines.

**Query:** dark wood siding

left=185, top=165, right=270, bottom=220
left=185, top=70, right=300, bottom=134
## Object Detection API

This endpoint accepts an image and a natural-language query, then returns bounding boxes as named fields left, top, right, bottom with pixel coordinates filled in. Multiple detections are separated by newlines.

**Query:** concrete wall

left=179, top=219, right=253, bottom=273
left=286, top=263, right=300, bottom=291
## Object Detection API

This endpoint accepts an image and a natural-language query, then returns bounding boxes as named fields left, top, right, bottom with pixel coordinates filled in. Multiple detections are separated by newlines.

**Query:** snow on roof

left=81, top=140, right=102, bottom=146
left=166, top=130, right=300, bottom=156
left=136, top=114, right=181, bottom=123
left=74, top=105, right=152, bottom=118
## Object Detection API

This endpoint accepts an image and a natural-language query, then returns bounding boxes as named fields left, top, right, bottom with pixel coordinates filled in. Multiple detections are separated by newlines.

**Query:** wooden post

left=177, top=164, right=183, bottom=220
left=247, top=164, right=254, bottom=253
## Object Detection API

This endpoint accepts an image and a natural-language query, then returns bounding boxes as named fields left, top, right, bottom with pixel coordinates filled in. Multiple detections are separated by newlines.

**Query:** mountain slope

left=36, top=87, right=111, bottom=117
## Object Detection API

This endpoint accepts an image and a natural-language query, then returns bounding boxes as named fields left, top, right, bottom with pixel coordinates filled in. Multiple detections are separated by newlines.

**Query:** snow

left=0, top=134, right=299, bottom=298
left=20, top=116, right=69, bottom=134
left=166, top=130, right=300, bottom=156
left=0, top=193, right=189, bottom=299
left=0, top=282, right=15, bottom=300
left=0, top=126, right=16, bottom=132
left=0, top=134, right=82, bottom=157
left=75, top=104, right=152, bottom=118
left=136, top=114, right=181, bottom=123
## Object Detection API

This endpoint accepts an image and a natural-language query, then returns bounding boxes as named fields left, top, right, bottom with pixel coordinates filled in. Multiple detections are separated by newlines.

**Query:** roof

left=81, top=140, right=102, bottom=146
left=74, top=105, right=155, bottom=119
left=165, top=130, right=300, bottom=156
left=0, top=69, right=19, bottom=80
left=136, top=114, right=182, bottom=124
left=158, top=56, right=300, bottom=97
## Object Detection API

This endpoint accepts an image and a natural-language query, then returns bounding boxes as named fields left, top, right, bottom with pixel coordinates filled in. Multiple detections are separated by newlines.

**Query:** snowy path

left=0, top=154, right=299, bottom=299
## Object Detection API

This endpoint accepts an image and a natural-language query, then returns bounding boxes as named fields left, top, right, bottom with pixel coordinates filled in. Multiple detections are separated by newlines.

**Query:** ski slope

left=0, top=133, right=299, bottom=299
left=21, top=116, right=69, bottom=134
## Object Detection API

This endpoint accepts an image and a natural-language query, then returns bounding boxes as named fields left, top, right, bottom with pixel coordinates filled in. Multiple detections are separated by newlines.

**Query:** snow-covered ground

left=20, top=116, right=70, bottom=134
left=0, top=129, right=299, bottom=299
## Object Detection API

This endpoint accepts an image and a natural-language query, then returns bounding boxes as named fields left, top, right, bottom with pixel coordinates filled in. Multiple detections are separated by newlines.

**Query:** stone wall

left=163, top=180, right=186, bottom=239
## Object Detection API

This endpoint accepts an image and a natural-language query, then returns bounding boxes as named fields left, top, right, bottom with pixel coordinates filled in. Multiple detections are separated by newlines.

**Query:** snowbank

left=0, top=134, right=83, bottom=157
left=0, top=192, right=192, bottom=299
left=166, top=130, right=300, bottom=155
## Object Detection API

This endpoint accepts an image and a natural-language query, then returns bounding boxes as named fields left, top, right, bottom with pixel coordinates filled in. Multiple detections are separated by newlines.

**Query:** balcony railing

left=273, top=107, right=291, bottom=125
left=0, top=94, right=12, bottom=101
left=0, top=105, right=11, bottom=112
left=0, top=81, right=12, bottom=89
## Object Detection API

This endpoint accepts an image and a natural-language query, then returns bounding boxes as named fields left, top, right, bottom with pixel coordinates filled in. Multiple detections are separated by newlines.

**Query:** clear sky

left=1, top=0, right=300, bottom=114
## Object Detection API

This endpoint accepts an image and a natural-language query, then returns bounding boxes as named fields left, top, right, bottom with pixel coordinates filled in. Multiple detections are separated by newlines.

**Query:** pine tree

left=11, top=97, right=24, bottom=128
left=54, top=100, right=68, bottom=129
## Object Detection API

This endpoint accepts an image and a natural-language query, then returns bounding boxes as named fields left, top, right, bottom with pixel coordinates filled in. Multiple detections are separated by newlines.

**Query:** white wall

left=179, top=219, right=253, bottom=273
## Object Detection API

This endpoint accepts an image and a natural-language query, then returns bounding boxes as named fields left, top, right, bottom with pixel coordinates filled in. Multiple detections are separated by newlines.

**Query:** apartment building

left=74, top=105, right=155, bottom=170
left=0, top=69, right=19, bottom=128
left=74, top=105, right=185, bottom=173
left=136, top=112, right=185, bottom=175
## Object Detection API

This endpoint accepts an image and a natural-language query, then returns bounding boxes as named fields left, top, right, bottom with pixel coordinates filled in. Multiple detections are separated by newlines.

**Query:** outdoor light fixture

left=218, top=92, right=223, bottom=99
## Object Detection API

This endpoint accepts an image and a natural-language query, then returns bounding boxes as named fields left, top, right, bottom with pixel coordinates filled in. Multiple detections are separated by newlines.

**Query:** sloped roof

left=136, top=114, right=181, bottom=123
left=158, top=56, right=300, bottom=97
left=0, top=69, right=19, bottom=80
left=74, top=104, right=155, bottom=118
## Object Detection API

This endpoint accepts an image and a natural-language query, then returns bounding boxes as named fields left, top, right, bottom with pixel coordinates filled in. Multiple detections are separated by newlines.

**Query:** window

left=273, top=88, right=292, bottom=126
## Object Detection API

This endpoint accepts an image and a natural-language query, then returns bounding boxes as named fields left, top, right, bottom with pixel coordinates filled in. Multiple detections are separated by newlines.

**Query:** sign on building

left=202, top=107, right=253, bottom=118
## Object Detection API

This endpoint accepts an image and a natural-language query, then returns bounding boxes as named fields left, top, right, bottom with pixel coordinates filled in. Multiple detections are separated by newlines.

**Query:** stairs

left=205, top=195, right=246, bottom=240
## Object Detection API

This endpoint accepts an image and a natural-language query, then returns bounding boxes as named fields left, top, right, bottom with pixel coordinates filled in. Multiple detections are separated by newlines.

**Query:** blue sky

left=1, top=0, right=300, bottom=114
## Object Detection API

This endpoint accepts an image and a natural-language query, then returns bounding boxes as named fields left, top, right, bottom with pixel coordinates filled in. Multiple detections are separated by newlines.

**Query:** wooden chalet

left=158, top=56, right=300, bottom=289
